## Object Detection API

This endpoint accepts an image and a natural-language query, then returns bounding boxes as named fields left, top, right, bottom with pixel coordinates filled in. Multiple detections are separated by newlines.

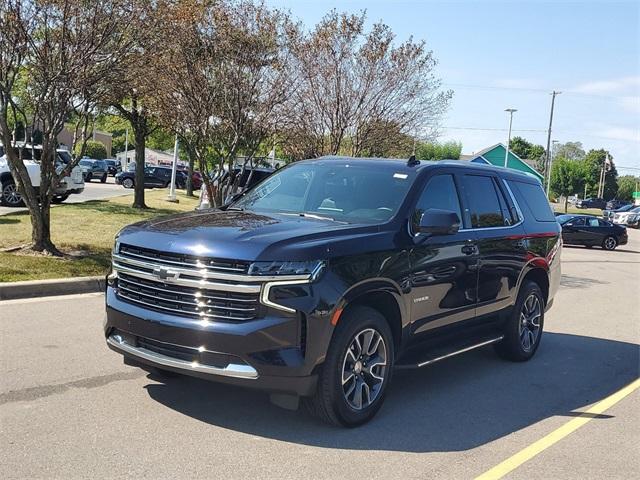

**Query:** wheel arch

left=519, top=265, right=550, bottom=307
left=335, top=279, right=409, bottom=351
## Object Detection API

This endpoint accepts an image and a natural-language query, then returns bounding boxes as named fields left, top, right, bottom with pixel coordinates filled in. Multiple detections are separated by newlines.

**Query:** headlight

left=248, top=260, right=324, bottom=278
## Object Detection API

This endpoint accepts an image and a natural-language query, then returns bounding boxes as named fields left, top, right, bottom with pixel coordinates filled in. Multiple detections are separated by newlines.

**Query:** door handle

left=461, top=244, right=477, bottom=255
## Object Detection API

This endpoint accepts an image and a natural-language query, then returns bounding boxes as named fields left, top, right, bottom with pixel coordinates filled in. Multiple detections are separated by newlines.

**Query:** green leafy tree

left=415, top=141, right=462, bottom=160
left=554, top=141, right=585, bottom=161
left=74, top=140, right=107, bottom=159
left=616, top=175, right=640, bottom=201
left=508, top=136, right=545, bottom=173
left=550, top=158, right=586, bottom=212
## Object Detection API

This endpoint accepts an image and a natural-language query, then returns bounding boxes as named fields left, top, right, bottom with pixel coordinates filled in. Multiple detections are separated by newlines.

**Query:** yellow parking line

left=475, top=377, right=640, bottom=480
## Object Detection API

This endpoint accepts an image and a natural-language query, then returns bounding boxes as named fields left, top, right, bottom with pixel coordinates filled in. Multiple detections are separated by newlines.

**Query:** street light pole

left=504, top=108, right=517, bottom=168
left=167, top=135, right=179, bottom=203
left=545, top=91, right=561, bottom=196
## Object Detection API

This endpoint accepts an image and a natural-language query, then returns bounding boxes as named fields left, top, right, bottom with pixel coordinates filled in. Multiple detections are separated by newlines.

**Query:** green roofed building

left=461, top=143, right=544, bottom=183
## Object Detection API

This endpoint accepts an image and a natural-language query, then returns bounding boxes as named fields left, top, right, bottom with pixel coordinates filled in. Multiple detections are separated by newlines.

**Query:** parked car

left=115, top=166, right=185, bottom=189
left=0, top=143, right=84, bottom=206
left=557, top=214, right=628, bottom=250
left=576, top=197, right=606, bottom=209
left=605, top=199, right=630, bottom=210
left=105, top=159, right=122, bottom=176
left=603, top=203, right=635, bottom=222
left=105, top=157, right=561, bottom=426
left=612, top=205, right=640, bottom=228
left=79, top=158, right=108, bottom=183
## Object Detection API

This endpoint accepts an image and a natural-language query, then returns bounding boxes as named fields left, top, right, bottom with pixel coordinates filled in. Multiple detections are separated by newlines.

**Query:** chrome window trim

left=107, top=334, right=258, bottom=379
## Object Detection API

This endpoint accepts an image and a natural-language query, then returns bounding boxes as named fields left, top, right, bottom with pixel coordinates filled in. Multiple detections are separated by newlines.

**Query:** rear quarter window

left=508, top=180, right=556, bottom=222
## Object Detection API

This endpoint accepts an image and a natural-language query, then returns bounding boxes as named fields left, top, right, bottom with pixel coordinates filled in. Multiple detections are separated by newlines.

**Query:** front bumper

left=104, top=287, right=320, bottom=396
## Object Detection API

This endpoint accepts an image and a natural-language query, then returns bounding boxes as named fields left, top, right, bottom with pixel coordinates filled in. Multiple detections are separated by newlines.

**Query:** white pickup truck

left=0, top=144, right=85, bottom=207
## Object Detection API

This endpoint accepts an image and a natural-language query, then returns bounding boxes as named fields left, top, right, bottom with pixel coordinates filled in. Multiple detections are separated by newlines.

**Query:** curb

left=0, top=276, right=105, bottom=301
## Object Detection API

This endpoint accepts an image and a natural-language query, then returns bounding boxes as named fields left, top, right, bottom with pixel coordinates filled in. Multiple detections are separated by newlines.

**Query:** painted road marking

left=475, top=377, right=640, bottom=480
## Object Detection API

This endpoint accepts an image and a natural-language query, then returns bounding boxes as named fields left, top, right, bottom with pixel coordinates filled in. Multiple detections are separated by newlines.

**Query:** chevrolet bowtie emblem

left=153, top=267, right=179, bottom=280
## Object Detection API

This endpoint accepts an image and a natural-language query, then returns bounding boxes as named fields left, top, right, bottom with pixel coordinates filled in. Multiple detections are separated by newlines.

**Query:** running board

left=396, top=335, right=504, bottom=369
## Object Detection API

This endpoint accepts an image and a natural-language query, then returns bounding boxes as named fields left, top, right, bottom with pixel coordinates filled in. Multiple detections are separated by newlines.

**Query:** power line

left=442, top=82, right=637, bottom=100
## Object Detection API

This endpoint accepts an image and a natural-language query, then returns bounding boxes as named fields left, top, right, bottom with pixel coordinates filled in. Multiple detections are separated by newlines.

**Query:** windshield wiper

left=225, top=206, right=244, bottom=211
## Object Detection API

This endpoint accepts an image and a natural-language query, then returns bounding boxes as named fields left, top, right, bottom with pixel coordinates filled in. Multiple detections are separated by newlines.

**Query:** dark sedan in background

left=557, top=214, right=628, bottom=250
left=116, top=166, right=186, bottom=189
left=576, top=197, right=606, bottom=209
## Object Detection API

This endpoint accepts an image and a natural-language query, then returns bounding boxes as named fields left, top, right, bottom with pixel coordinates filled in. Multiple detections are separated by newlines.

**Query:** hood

left=116, top=209, right=397, bottom=261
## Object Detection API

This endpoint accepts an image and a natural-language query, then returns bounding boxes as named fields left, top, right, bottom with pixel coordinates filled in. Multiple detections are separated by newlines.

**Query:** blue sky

left=266, top=0, right=640, bottom=173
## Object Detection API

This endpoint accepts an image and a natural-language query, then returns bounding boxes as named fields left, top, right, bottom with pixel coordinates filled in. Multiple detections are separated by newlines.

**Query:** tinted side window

left=509, top=180, right=555, bottom=222
left=572, top=217, right=586, bottom=226
left=462, top=175, right=507, bottom=228
left=413, top=174, right=462, bottom=231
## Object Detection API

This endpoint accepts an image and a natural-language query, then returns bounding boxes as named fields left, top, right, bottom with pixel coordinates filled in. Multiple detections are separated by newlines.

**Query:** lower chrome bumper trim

left=107, top=334, right=258, bottom=379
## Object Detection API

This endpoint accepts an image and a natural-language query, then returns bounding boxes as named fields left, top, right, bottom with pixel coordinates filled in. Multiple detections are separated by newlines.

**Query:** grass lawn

left=551, top=204, right=602, bottom=216
left=0, top=189, right=198, bottom=282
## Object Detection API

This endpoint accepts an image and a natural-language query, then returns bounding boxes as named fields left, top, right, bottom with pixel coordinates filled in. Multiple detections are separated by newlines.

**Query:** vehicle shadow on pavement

left=144, top=332, right=639, bottom=452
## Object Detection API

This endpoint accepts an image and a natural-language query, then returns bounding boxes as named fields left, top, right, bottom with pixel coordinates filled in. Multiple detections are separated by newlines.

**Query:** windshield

left=231, top=162, right=415, bottom=223
left=556, top=214, right=574, bottom=224
left=79, top=160, right=92, bottom=166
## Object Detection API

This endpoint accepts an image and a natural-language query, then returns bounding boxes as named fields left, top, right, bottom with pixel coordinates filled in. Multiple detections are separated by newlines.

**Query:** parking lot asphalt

left=1, top=231, right=639, bottom=479
left=0, top=176, right=131, bottom=216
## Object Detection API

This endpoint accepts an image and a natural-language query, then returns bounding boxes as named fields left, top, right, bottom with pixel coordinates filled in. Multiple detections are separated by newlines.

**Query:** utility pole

left=123, top=128, right=129, bottom=169
left=545, top=91, right=561, bottom=196
left=167, top=134, right=179, bottom=203
left=504, top=108, right=517, bottom=167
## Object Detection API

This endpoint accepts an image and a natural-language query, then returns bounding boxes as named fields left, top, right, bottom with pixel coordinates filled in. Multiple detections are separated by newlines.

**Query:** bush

left=75, top=140, right=107, bottom=159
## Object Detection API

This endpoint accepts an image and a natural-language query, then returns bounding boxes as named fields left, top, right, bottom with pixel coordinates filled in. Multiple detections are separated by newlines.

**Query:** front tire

left=495, top=280, right=544, bottom=362
left=602, top=236, right=617, bottom=250
left=1, top=180, right=24, bottom=207
left=306, top=305, right=394, bottom=427
left=100, top=173, right=107, bottom=183
left=122, top=178, right=134, bottom=189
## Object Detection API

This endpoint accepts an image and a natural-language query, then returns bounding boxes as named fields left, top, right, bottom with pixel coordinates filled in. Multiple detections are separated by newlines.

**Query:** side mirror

left=417, top=208, right=461, bottom=236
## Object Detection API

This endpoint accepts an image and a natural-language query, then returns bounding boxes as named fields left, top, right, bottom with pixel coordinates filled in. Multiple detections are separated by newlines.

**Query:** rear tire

left=122, top=178, right=134, bottom=189
left=305, top=305, right=394, bottom=427
left=494, top=280, right=544, bottom=362
left=602, top=236, right=617, bottom=250
left=85, top=173, right=92, bottom=182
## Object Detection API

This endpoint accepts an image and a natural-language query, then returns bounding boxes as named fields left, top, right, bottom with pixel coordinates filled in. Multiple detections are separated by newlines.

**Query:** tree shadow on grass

left=0, top=217, right=20, bottom=225
left=143, top=332, right=639, bottom=453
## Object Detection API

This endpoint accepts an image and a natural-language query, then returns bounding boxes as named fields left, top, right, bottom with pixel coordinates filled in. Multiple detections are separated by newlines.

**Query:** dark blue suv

left=105, top=157, right=561, bottom=426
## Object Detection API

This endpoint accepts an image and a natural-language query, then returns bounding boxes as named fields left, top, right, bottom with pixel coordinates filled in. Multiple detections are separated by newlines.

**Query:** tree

left=508, top=136, right=545, bottom=172
left=550, top=158, right=586, bottom=212
left=154, top=0, right=294, bottom=206
left=75, top=140, right=107, bottom=159
left=0, top=0, right=133, bottom=254
left=105, top=0, right=162, bottom=209
left=616, top=175, right=639, bottom=201
left=285, top=11, right=452, bottom=159
left=554, top=141, right=585, bottom=161
left=416, top=141, right=462, bottom=160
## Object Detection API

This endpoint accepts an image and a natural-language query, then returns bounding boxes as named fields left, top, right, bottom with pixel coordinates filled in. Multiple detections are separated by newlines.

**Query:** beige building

left=57, top=127, right=113, bottom=157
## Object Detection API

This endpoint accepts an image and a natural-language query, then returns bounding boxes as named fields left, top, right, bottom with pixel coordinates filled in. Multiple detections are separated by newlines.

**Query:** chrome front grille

left=111, top=243, right=313, bottom=320
left=117, top=272, right=260, bottom=321
left=119, top=244, right=250, bottom=274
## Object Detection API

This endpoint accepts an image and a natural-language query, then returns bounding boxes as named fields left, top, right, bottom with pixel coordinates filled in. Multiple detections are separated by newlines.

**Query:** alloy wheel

left=2, top=183, right=22, bottom=206
left=604, top=237, right=617, bottom=250
left=519, top=294, right=541, bottom=352
left=341, top=328, right=388, bottom=410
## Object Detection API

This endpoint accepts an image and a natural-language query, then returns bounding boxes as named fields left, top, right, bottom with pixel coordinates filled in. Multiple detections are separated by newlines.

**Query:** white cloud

left=619, top=96, right=640, bottom=114
left=599, top=126, right=640, bottom=143
left=571, top=76, right=640, bottom=95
